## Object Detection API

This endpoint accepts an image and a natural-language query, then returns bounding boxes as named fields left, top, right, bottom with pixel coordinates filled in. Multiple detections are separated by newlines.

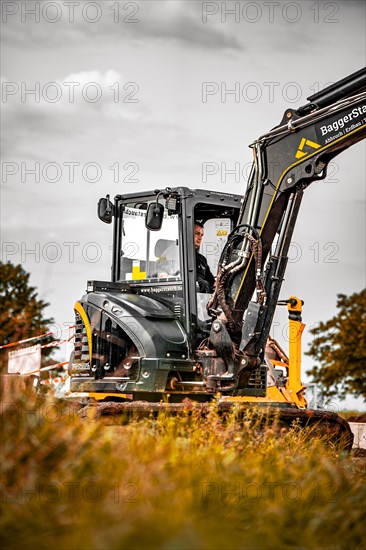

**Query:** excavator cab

left=70, top=188, right=242, bottom=398
left=112, top=188, right=241, bottom=342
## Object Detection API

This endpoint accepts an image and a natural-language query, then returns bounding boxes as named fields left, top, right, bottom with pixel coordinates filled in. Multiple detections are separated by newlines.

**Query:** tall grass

left=1, top=392, right=364, bottom=550
left=339, top=410, right=365, bottom=420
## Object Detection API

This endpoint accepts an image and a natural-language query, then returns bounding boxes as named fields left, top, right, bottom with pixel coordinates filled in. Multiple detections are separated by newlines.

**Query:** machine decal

left=140, top=285, right=183, bottom=293
left=295, top=137, right=321, bottom=159
left=316, top=102, right=366, bottom=144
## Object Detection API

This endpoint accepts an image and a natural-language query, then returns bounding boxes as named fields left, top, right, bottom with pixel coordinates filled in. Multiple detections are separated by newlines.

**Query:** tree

left=306, top=289, right=366, bottom=401
left=0, top=261, right=55, bottom=371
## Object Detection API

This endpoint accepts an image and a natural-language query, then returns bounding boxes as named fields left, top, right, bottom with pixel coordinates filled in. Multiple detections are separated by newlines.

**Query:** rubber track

left=79, top=400, right=354, bottom=452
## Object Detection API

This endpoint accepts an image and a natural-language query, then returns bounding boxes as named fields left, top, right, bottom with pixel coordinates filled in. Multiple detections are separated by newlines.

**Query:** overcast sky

left=1, top=0, right=365, bottom=408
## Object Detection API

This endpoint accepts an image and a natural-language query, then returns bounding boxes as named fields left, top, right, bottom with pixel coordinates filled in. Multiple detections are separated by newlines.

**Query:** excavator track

left=78, top=399, right=354, bottom=453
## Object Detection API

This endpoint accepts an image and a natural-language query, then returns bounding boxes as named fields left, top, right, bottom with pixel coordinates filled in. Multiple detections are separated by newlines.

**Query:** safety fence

left=1, top=327, right=75, bottom=392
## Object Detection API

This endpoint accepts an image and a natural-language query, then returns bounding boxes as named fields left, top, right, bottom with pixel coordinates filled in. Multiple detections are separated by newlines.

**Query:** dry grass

left=1, top=392, right=365, bottom=550
left=339, top=410, right=366, bottom=421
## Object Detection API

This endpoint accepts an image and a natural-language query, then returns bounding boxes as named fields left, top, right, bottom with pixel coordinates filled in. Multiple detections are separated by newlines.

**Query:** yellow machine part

left=89, top=392, right=131, bottom=401
left=219, top=296, right=307, bottom=409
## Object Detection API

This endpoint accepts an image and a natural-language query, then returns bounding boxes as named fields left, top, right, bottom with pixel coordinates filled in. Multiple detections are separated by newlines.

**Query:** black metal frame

left=110, top=187, right=241, bottom=344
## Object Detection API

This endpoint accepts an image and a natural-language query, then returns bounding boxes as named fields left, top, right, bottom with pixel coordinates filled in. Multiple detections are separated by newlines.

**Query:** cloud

left=132, top=6, right=242, bottom=50
left=0, top=69, right=150, bottom=159
left=2, top=1, right=242, bottom=51
left=1, top=69, right=143, bottom=115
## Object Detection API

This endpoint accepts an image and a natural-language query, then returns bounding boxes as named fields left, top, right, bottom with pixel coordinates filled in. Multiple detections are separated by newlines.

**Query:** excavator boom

left=208, top=69, right=366, bottom=392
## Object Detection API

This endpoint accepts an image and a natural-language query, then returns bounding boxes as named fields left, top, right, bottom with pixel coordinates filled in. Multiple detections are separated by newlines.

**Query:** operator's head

left=194, top=222, right=204, bottom=250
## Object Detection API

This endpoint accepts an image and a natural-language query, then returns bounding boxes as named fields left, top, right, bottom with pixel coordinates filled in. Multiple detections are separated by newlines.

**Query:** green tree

left=306, top=289, right=366, bottom=401
left=0, top=261, right=55, bottom=371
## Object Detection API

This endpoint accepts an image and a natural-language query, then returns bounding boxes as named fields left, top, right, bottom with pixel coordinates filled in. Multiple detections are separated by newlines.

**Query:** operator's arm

left=196, top=251, right=215, bottom=293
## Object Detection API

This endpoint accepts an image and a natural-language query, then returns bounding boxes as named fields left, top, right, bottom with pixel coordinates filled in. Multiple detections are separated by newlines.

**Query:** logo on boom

left=295, top=138, right=321, bottom=159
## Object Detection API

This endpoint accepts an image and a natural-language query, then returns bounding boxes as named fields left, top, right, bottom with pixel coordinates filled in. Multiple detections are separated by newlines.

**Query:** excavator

left=69, top=68, right=366, bottom=449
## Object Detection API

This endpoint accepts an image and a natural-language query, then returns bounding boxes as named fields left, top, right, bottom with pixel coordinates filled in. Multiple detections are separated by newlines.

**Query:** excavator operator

left=194, top=222, right=215, bottom=293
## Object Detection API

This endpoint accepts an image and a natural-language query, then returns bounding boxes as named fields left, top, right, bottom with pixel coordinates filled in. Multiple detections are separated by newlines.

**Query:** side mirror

left=145, top=202, right=164, bottom=231
left=98, top=195, right=114, bottom=224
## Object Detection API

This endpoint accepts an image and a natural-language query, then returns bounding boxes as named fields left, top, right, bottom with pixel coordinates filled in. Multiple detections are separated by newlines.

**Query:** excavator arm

left=208, top=68, right=366, bottom=390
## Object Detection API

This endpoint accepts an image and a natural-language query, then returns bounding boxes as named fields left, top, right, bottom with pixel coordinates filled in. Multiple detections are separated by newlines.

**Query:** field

left=1, top=391, right=365, bottom=550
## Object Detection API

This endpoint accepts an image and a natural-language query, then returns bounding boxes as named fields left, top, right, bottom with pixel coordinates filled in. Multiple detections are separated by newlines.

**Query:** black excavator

left=70, top=68, right=366, bottom=449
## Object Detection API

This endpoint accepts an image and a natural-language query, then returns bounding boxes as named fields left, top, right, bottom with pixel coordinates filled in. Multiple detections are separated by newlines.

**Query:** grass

left=1, top=391, right=365, bottom=550
left=338, top=410, right=365, bottom=420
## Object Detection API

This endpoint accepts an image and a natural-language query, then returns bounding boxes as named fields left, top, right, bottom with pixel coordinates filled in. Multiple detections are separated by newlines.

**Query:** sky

left=1, top=0, right=365, bottom=409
